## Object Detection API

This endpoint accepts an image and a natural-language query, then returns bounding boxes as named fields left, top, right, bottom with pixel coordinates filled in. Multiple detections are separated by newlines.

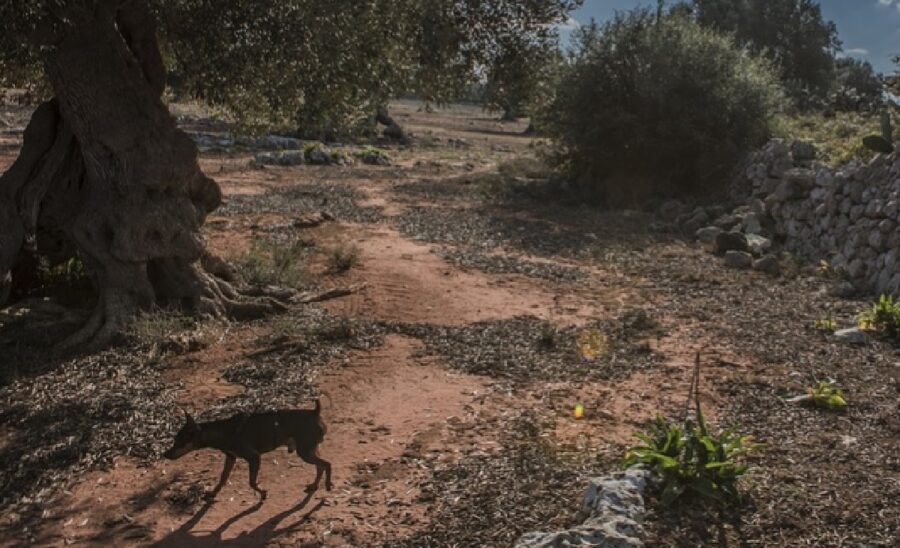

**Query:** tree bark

left=0, top=0, right=284, bottom=348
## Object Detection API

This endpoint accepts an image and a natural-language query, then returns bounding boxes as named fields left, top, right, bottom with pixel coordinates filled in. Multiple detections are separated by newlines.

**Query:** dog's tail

left=313, top=398, right=322, bottom=415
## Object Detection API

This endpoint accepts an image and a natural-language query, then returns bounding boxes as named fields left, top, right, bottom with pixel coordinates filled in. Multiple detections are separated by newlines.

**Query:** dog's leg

left=211, top=454, right=236, bottom=496
left=245, top=453, right=267, bottom=500
left=298, top=450, right=333, bottom=492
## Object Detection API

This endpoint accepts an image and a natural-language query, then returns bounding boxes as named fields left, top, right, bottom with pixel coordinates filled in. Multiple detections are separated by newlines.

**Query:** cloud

left=845, top=48, right=871, bottom=56
left=877, top=0, right=900, bottom=13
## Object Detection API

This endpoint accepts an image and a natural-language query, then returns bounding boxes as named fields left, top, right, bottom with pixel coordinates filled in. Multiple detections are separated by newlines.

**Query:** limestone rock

left=833, top=328, right=868, bottom=346
left=515, top=469, right=652, bottom=548
left=696, top=226, right=723, bottom=245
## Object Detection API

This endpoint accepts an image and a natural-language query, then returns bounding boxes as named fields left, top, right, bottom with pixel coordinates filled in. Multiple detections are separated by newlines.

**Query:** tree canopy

left=689, top=0, right=841, bottom=106
left=1, top=0, right=581, bottom=135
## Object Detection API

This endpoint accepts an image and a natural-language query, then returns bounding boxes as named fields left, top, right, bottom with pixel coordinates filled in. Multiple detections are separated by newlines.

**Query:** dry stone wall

left=735, top=140, right=900, bottom=295
left=671, top=139, right=900, bottom=295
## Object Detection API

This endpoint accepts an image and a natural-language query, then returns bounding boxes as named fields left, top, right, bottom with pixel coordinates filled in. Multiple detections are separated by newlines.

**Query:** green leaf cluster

left=858, top=294, right=900, bottom=341
left=624, top=413, right=761, bottom=506
left=808, top=379, right=847, bottom=410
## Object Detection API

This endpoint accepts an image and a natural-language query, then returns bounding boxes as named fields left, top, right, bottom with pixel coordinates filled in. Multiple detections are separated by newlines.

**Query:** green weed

left=858, top=294, right=900, bottom=341
left=624, top=354, right=762, bottom=506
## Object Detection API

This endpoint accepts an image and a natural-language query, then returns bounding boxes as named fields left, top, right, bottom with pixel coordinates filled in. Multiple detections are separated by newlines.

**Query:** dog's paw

left=304, top=483, right=318, bottom=493
left=325, top=481, right=334, bottom=491
left=259, top=490, right=268, bottom=501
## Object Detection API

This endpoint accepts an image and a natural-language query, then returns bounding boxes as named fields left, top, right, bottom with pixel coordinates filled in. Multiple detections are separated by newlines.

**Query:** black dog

left=164, top=400, right=332, bottom=500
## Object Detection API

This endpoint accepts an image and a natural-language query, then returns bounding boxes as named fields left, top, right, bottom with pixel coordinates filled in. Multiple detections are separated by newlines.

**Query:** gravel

left=385, top=411, right=586, bottom=547
left=391, top=315, right=663, bottom=384
left=437, top=248, right=587, bottom=284
left=218, top=182, right=384, bottom=224
left=0, top=348, right=179, bottom=528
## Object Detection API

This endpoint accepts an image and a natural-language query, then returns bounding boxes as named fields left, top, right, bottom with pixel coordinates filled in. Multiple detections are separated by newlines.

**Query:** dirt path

left=7, top=101, right=894, bottom=547
left=46, top=335, right=491, bottom=547
left=19, top=104, right=682, bottom=546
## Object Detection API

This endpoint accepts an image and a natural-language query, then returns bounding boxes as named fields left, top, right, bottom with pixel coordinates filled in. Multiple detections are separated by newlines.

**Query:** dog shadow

left=151, top=491, right=325, bottom=547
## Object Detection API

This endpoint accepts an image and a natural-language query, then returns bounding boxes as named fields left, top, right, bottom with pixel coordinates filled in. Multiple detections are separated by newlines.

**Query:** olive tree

left=0, top=0, right=579, bottom=346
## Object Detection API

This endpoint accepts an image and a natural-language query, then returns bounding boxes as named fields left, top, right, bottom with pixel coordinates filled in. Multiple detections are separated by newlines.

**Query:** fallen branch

left=293, top=211, right=334, bottom=228
left=294, top=283, right=366, bottom=304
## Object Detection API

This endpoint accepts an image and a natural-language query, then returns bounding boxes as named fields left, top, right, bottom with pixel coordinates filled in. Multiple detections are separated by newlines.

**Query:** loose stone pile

left=516, top=469, right=652, bottom=548
left=671, top=139, right=900, bottom=296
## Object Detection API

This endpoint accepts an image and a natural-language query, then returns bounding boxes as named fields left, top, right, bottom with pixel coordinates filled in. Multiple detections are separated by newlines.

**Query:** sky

left=567, top=0, right=900, bottom=74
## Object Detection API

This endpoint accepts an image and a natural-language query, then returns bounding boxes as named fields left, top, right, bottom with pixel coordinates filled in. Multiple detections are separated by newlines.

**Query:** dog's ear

left=182, top=409, right=199, bottom=431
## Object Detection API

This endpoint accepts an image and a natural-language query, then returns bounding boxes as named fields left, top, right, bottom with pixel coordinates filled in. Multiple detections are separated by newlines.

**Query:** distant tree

left=889, top=55, right=900, bottom=97
left=832, top=57, right=884, bottom=112
left=690, top=0, right=841, bottom=107
left=0, top=0, right=580, bottom=346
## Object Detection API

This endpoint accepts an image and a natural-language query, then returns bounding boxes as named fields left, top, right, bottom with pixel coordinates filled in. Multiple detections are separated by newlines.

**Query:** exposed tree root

left=0, top=2, right=311, bottom=350
left=295, top=284, right=367, bottom=304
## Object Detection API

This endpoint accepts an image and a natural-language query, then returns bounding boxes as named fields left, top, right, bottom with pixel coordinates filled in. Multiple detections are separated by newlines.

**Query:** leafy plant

left=815, top=260, right=847, bottom=280
left=808, top=379, right=847, bottom=410
left=624, top=415, right=760, bottom=505
left=44, top=256, right=89, bottom=286
left=813, top=314, right=836, bottom=332
left=858, top=294, right=900, bottom=341
left=624, top=354, right=762, bottom=506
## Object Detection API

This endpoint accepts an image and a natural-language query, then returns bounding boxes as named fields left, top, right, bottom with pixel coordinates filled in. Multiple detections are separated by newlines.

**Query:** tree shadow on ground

left=152, top=492, right=324, bottom=547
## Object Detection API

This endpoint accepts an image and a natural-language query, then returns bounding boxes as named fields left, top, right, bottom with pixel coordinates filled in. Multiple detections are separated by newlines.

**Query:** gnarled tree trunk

left=0, top=0, right=283, bottom=347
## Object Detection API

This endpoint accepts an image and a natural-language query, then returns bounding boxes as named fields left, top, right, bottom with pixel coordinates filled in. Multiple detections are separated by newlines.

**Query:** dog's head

left=164, top=411, right=202, bottom=460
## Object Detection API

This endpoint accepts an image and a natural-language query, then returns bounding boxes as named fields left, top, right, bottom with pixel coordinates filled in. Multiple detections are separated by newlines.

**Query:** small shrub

left=625, top=354, right=762, bottom=506
left=624, top=414, right=761, bottom=506
left=236, top=239, right=309, bottom=288
left=540, top=11, right=782, bottom=206
left=858, top=294, right=900, bottom=341
left=808, top=379, right=847, bottom=410
left=38, top=255, right=96, bottom=307
left=326, top=244, right=360, bottom=274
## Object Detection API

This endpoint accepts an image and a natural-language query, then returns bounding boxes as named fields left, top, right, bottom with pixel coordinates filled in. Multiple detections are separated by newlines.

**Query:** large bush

left=541, top=10, right=783, bottom=206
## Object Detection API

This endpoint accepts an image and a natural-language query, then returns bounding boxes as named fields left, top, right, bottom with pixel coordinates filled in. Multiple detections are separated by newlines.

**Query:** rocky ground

left=0, top=100, right=898, bottom=546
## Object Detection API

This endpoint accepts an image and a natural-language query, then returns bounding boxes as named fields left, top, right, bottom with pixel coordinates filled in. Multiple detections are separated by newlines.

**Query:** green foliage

left=42, top=256, right=89, bottom=287
left=236, top=239, right=310, bottom=288
left=858, top=294, right=900, bottom=341
left=691, top=0, right=841, bottom=108
left=326, top=244, right=360, bottom=274
left=1, top=1, right=581, bottom=137
left=773, top=111, right=892, bottom=166
left=624, top=414, right=761, bottom=506
left=541, top=10, right=783, bottom=205
left=624, top=354, right=761, bottom=506
left=808, top=379, right=847, bottom=410
left=813, top=314, right=836, bottom=332
left=832, top=57, right=884, bottom=113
